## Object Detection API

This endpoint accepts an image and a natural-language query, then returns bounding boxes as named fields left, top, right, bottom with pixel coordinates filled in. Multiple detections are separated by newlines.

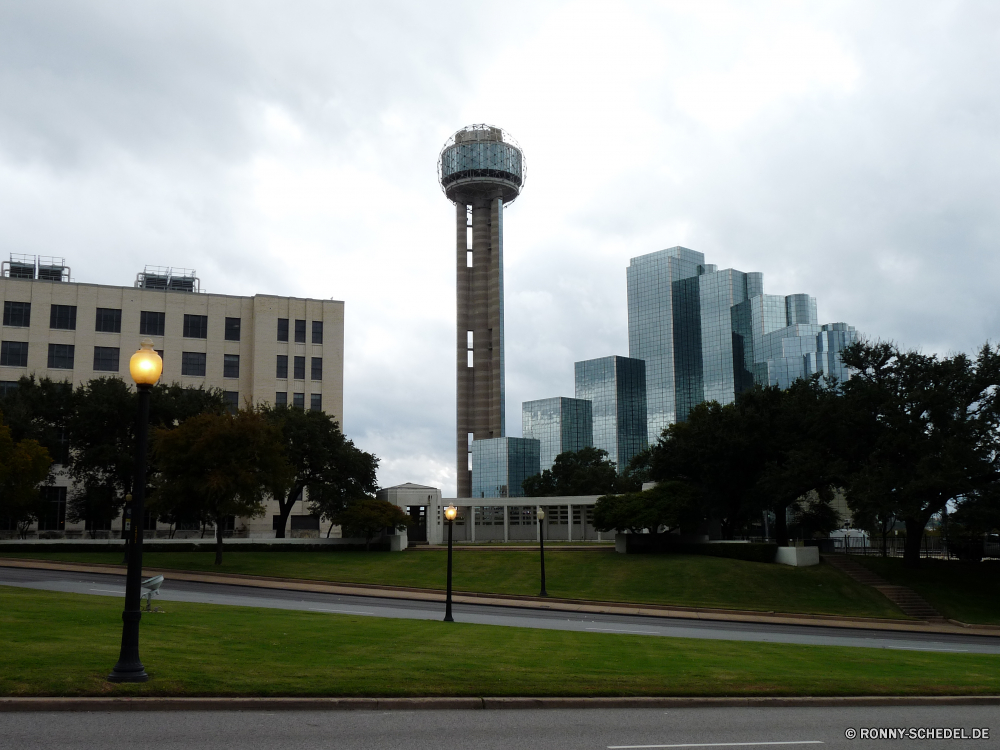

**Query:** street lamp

left=443, top=505, right=458, bottom=622
left=108, top=339, right=162, bottom=683
left=537, top=507, right=548, bottom=597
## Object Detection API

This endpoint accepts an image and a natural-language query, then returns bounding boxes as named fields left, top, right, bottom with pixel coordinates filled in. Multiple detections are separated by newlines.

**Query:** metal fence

left=832, top=535, right=1000, bottom=560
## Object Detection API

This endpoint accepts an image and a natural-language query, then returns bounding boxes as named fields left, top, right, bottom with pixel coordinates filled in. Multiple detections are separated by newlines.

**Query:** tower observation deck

left=438, top=124, right=525, bottom=498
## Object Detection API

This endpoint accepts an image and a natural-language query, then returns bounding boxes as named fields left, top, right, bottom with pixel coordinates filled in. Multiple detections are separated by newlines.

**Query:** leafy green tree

left=789, top=493, right=842, bottom=540
left=840, top=341, right=1000, bottom=568
left=153, top=408, right=293, bottom=564
left=521, top=447, right=623, bottom=497
left=262, top=405, right=379, bottom=538
left=0, top=411, right=53, bottom=538
left=0, top=376, right=73, bottom=464
left=335, top=497, right=409, bottom=551
left=593, top=480, right=701, bottom=535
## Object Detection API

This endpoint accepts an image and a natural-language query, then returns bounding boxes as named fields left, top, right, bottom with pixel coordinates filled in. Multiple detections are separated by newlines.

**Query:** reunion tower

left=438, top=125, right=526, bottom=498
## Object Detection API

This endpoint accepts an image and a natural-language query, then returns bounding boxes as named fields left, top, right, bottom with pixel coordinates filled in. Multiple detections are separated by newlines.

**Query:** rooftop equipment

left=2, top=254, right=70, bottom=282
left=135, top=266, right=200, bottom=293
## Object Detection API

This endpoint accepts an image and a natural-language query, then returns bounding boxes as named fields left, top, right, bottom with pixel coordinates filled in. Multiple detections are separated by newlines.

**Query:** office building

left=439, top=125, right=525, bottom=498
left=522, top=396, right=593, bottom=473
left=471, top=437, right=540, bottom=499
left=574, top=356, right=647, bottom=473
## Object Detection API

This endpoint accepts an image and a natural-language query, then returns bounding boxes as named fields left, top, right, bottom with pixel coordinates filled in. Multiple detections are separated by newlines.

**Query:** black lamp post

left=108, top=339, right=162, bottom=683
left=537, top=506, right=548, bottom=597
left=443, top=505, right=457, bottom=622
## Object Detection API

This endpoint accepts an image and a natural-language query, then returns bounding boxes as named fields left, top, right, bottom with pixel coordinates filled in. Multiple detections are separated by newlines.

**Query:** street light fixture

left=108, top=339, right=162, bottom=683
left=537, top=507, right=548, bottom=597
left=443, top=505, right=458, bottom=622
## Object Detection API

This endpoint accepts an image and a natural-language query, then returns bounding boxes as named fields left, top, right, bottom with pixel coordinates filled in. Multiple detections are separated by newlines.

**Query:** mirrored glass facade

left=574, top=356, right=647, bottom=473
left=522, top=397, right=594, bottom=473
left=471, top=437, right=541, bottom=498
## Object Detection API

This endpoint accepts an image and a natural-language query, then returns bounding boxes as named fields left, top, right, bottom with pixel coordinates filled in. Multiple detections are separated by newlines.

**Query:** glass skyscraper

left=471, top=437, right=541, bottom=498
left=522, top=397, right=594, bottom=473
left=629, top=248, right=859, bottom=436
left=574, top=356, right=647, bottom=473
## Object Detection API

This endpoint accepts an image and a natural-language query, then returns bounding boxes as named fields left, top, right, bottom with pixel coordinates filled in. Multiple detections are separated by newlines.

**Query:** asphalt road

left=0, top=706, right=996, bottom=750
left=3, top=565, right=1000, bottom=654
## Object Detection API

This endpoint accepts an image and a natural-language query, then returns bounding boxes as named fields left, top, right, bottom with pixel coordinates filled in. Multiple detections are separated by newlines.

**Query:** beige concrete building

left=0, top=258, right=344, bottom=539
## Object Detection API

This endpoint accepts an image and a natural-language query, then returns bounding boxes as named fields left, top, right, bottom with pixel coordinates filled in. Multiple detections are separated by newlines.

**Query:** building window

left=223, top=391, right=239, bottom=414
left=276, top=355, right=288, bottom=379
left=49, top=305, right=77, bottom=330
left=0, top=381, right=19, bottom=396
left=225, top=317, right=241, bottom=341
left=310, top=393, right=322, bottom=412
left=0, top=341, right=28, bottom=367
left=93, top=346, right=120, bottom=372
left=294, top=319, right=306, bottom=343
left=293, top=356, right=305, bottom=380
left=183, top=314, right=208, bottom=339
left=275, top=391, right=287, bottom=406
left=310, top=357, right=322, bottom=381
left=277, top=318, right=289, bottom=342
left=47, top=344, right=75, bottom=370
left=95, top=308, right=122, bottom=333
left=37, top=486, right=67, bottom=531
left=140, top=311, right=165, bottom=337
left=312, top=320, right=323, bottom=344
left=3, top=301, right=30, bottom=327
left=156, top=350, right=164, bottom=374
left=181, top=351, right=206, bottom=377
left=223, top=354, right=240, bottom=379
left=292, top=392, right=305, bottom=409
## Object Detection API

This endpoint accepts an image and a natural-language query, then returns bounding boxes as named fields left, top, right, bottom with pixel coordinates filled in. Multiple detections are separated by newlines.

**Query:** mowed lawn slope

left=853, top=556, right=1000, bottom=626
left=2, top=586, right=998, bottom=698
left=1, top=549, right=903, bottom=619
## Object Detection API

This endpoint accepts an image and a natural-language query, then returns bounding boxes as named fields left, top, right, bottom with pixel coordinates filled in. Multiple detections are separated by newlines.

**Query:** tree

left=67, top=378, right=227, bottom=536
left=789, top=493, right=842, bottom=540
left=262, top=405, right=379, bottom=538
left=840, top=341, right=1000, bottom=567
left=335, top=497, right=409, bottom=551
left=0, top=412, right=53, bottom=538
left=521, top=447, right=623, bottom=497
left=593, top=480, right=701, bottom=535
left=152, top=408, right=293, bottom=564
left=0, top=376, right=73, bottom=464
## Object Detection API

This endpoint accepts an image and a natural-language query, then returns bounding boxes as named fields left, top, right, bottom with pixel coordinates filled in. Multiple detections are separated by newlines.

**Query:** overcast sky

left=2, top=1, right=999, bottom=496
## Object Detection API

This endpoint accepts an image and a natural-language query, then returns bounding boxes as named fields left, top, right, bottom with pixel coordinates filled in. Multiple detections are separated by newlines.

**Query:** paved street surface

left=3, top=565, right=1000, bottom=654
left=0, top=706, right=996, bottom=749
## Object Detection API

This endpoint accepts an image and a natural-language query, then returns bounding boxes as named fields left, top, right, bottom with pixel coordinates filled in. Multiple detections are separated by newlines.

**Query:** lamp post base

left=107, top=666, right=149, bottom=683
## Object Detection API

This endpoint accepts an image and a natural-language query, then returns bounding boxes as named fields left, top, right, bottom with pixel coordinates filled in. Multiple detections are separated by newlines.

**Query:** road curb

left=2, top=695, right=1000, bottom=712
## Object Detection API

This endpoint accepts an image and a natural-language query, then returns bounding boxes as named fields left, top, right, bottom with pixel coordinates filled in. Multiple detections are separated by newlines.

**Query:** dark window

left=223, top=391, right=239, bottom=414
left=294, top=319, right=306, bottom=343
left=223, top=354, right=240, bottom=378
left=275, top=391, right=287, bottom=406
left=310, top=393, right=322, bottom=412
left=291, top=515, right=320, bottom=530
left=312, top=320, right=323, bottom=344
left=93, top=346, right=120, bottom=372
left=3, top=301, right=30, bottom=327
left=143, top=510, right=158, bottom=531
left=292, top=392, right=305, bottom=409
left=0, top=380, right=19, bottom=396
left=276, top=355, right=288, bottom=379
left=95, top=308, right=122, bottom=333
left=47, top=344, right=75, bottom=369
left=84, top=515, right=112, bottom=532
left=225, top=317, right=241, bottom=341
left=0, top=341, right=28, bottom=367
left=53, top=426, right=70, bottom=465
left=140, top=311, right=165, bottom=336
left=49, top=305, right=77, bottom=330
left=311, top=357, right=322, bottom=381
left=293, top=356, right=305, bottom=380
left=37, top=486, right=67, bottom=531
left=277, top=318, right=289, bottom=342
left=183, top=314, right=208, bottom=339
left=181, top=352, right=206, bottom=377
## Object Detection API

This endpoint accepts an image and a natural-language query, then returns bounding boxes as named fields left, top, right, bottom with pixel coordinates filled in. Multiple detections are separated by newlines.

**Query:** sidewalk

left=3, top=557, right=998, bottom=637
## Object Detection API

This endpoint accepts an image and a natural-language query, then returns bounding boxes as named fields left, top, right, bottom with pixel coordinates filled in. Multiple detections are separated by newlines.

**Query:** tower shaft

left=456, top=196, right=505, bottom=498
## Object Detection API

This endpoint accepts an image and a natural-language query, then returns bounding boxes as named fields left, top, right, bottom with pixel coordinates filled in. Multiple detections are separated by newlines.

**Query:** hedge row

left=624, top=535, right=778, bottom=563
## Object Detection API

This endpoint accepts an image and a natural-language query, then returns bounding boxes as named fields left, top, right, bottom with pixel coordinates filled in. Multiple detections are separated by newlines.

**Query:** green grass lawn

left=1, top=585, right=996, bottom=698
left=852, top=556, right=1000, bottom=626
left=0, top=548, right=905, bottom=619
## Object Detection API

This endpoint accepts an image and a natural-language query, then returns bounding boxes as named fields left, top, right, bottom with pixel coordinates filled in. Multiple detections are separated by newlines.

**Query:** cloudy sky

left=2, top=1, right=999, bottom=495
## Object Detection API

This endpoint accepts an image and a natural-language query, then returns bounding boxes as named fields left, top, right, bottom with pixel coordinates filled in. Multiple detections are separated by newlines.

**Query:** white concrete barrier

left=774, top=546, right=820, bottom=566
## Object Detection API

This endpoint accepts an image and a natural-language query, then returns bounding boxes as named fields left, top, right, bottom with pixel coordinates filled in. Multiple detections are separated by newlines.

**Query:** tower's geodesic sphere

left=438, top=124, right=525, bottom=206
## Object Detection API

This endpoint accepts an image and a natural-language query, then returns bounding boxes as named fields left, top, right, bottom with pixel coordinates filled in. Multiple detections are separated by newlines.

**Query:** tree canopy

left=335, top=497, right=409, bottom=550
left=0, top=410, right=53, bottom=538
left=522, top=447, right=636, bottom=497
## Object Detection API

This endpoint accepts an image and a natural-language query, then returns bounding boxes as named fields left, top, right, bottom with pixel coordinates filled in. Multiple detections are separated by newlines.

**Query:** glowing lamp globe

left=444, top=505, right=458, bottom=522
left=129, top=339, right=163, bottom=386
left=536, top=508, right=545, bottom=521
